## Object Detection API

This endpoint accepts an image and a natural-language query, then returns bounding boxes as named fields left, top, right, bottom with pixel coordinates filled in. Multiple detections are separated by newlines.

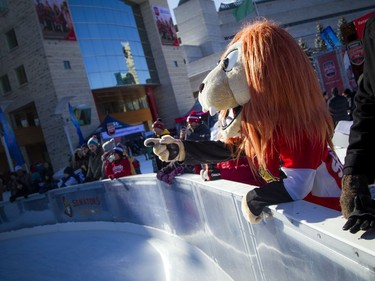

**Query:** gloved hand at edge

left=340, top=174, right=372, bottom=218
left=340, top=174, right=375, bottom=233
left=241, top=195, right=273, bottom=224
left=342, top=195, right=375, bottom=233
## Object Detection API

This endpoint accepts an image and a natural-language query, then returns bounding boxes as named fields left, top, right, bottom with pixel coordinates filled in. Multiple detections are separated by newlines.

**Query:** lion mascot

left=145, top=19, right=343, bottom=224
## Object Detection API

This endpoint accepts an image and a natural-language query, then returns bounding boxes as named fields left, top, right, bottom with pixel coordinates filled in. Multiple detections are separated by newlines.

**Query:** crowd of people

left=0, top=135, right=143, bottom=204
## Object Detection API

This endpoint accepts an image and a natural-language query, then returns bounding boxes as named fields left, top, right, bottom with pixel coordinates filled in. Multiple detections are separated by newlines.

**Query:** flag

left=233, top=0, right=254, bottom=22
left=320, top=26, right=341, bottom=49
left=0, top=107, right=25, bottom=166
left=68, top=103, right=85, bottom=146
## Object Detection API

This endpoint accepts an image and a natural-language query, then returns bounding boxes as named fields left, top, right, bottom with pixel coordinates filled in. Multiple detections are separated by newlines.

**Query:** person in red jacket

left=105, top=146, right=133, bottom=180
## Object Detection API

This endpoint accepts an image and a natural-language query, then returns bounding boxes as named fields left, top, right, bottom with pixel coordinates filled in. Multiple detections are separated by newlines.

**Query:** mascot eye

left=222, top=49, right=238, bottom=72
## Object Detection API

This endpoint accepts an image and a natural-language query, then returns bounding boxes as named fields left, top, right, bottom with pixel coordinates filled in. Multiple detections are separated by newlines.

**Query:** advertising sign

left=152, top=6, right=179, bottom=46
left=34, top=0, right=76, bottom=40
left=316, top=51, right=345, bottom=94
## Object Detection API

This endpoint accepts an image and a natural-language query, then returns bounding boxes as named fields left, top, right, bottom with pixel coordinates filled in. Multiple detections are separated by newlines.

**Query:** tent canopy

left=92, top=115, right=145, bottom=141
left=175, top=99, right=209, bottom=124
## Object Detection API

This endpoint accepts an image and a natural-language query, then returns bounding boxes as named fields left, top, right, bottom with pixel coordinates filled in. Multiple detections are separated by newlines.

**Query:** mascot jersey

left=182, top=132, right=342, bottom=213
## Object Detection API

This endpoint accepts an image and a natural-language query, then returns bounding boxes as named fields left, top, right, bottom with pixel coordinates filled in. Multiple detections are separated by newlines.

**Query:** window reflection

left=99, top=96, right=148, bottom=115
left=69, top=1, right=155, bottom=89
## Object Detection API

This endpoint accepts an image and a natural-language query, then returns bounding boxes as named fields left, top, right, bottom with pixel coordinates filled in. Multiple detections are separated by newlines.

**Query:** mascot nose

left=199, top=83, right=205, bottom=93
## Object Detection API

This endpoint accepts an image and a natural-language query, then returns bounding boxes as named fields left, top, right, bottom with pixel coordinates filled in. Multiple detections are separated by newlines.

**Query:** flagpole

left=253, top=0, right=259, bottom=17
left=63, top=120, right=74, bottom=156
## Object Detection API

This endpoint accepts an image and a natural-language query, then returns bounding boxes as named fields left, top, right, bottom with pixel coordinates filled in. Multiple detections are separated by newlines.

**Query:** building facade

left=0, top=0, right=195, bottom=173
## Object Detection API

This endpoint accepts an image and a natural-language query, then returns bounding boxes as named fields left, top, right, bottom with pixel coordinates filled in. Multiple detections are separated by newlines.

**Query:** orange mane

left=227, top=19, right=334, bottom=169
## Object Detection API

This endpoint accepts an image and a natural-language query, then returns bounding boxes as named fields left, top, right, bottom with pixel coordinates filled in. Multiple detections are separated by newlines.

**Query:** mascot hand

left=144, top=136, right=185, bottom=162
left=342, top=195, right=375, bottom=234
left=144, top=137, right=161, bottom=148
left=241, top=195, right=273, bottom=224
left=340, top=174, right=372, bottom=218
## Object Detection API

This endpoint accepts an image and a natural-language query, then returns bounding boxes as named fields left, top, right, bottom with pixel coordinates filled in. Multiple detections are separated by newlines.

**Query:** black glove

left=340, top=174, right=371, bottom=218
left=342, top=195, right=375, bottom=234
left=156, top=162, right=185, bottom=185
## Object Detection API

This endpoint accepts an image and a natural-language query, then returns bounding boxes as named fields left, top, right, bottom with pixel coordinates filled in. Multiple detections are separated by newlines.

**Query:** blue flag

left=0, top=107, right=25, bottom=166
left=320, top=26, right=342, bottom=49
left=68, top=103, right=85, bottom=146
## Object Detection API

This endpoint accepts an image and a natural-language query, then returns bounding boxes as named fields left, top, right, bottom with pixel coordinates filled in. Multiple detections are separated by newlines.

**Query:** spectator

left=85, top=136, right=104, bottom=182
left=150, top=119, right=170, bottom=172
left=181, top=111, right=211, bottom=174
left=71, top=148, right=88, bottom=177
left=41, top=162, right=54, bottom=180
left=181, top=111, right=211, bottom=141
left=58, top=166, right=82, bottom=188
left=80, top=143, right=90, bottom=159
left=14, top=165, right=33, bottom=195
left=105, top=146, right=133, bottom=179
left=323, top=90, right=332, bottom=103
left=38, top=173, right=58, bottom=194
left=30, top=163, right=43, bottom=193
left=342, top=88, right=355, bottom=120
left=327, top=87, right=350, bottom=126
left=8, top=172, right=29, bottom=202
left=340, top=14, right=375, bottom=234
left=100, top=138, right=116, bottom=179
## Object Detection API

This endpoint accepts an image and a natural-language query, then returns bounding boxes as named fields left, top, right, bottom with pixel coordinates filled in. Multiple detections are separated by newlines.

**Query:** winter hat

left=102, top=138, right=116, bottom=153
left=187, top=111, right=200, bottom=123
left=87, top=136, right=99, bottom=147
left=152, top=118, right=164, bottom=130
left=112, top=146, right=124, bottom=157
left=63, top=166, right=75, bottom=176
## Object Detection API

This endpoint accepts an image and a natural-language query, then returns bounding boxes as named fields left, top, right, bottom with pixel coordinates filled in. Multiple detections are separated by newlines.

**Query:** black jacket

left=343, top=14, right=375, bottom=183
left=327, top=95, right=350, bottom=124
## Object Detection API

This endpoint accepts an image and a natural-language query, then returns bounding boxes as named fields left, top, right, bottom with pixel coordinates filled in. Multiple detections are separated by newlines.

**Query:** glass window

left=0, top=0, right=9, bottom=13
left=5, top=28, right=18, bottom=50
left=0, top=74, right=12, bottom=95
left=73, top=107, right=91, bottom=126
left=63, top=60, right=71, bottom=69
left=69, top=1, right=156, bottom=89
left=14, top=65, right=27, bottom=85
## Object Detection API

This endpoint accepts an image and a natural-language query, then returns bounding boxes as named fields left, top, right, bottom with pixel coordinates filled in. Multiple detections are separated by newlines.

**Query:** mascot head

left=198, top=19, right=334, bottom=168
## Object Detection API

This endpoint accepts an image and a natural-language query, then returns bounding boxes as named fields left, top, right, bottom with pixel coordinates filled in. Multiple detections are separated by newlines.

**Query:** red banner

left=316, top=51, right=345, bottom=94
left=353, top=11, right=375, bottom=40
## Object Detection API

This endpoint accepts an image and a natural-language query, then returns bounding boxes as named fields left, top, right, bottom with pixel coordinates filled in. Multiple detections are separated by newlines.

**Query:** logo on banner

left=106, top=122, right=116, bottom=135
left=323, top=61, right=336, bottom=78
left=347, top=41, right=364, bottom=66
